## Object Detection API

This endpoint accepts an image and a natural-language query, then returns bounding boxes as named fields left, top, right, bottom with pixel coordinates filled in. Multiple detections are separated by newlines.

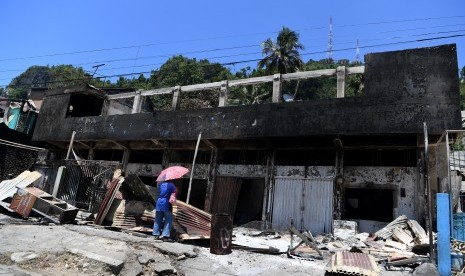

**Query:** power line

left=2, top=27, right=461, bottom=80
left=2, top=33, right=463, bottom=89
left=1, top=22, right=463, bottom=76
left=0, top=15, right=463, bottom=64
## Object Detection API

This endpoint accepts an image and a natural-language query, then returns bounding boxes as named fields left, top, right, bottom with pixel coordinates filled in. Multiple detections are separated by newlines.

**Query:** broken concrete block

left=355, top=232, right=369, bottom=242
left=333, top=220, right=358, bottom=240
left=413, top=262, right=438, bottom=276
left=153, top=262, right=175, bottom=274
left=10, top=252, right=39, bottom=263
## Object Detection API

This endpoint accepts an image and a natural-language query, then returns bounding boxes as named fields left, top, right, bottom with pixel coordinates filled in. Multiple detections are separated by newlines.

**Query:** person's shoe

left=161, top=237, right=175, bottom=243
left=153, top=235, right=159, bottom=240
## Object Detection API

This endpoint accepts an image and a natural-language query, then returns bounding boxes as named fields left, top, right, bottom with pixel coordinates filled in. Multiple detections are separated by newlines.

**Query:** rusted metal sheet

left=123, top=175, right=156, bottom=203
left=210, top=176, right=242, bottom=215
left=272, top=176, right=334, bottom=234
left=94, top=176, right=124, bottom=225
left=11, top=187, right=78, bottom=223
left=9, top=188, right=39, bottom=217
left=326, top=251, right=380, bottom=276
left=173, top=200, right=212, bottom=240
left=0, top=170, right=42, bottom=201
left=111, top=200, right=154, bottom=232
left=58, top=160, right=119, bottom=211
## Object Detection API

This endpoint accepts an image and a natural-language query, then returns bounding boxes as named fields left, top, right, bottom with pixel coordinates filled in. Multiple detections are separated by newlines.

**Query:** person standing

left=153, top=181, right=177, bottom=242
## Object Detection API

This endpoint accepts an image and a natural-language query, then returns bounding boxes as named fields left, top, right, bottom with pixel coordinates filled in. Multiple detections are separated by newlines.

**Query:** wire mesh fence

left=57, top=159, right=120, bottom=212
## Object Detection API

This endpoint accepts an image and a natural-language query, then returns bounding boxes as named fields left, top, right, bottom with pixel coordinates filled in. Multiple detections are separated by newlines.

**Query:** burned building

left=31, top=44, right=461, bottom=234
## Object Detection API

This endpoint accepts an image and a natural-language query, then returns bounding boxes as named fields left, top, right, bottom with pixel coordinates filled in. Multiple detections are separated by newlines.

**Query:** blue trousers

left=153, top=210, right=173, bottom=238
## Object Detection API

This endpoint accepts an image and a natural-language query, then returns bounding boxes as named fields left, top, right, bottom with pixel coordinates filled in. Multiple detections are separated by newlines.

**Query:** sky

left=0, top=0, right=464, bottom=87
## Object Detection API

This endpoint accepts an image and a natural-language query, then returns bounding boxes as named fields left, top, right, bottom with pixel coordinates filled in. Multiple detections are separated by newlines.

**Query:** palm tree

left=258, top=27, right=305, bottom=75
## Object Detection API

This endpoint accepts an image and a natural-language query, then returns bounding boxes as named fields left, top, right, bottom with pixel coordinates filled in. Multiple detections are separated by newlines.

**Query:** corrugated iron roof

left=173, top=200, right=212, bottom=240
left=326, top=251, right=380, bottom=276
left=0, top=171, right=42, bottom=202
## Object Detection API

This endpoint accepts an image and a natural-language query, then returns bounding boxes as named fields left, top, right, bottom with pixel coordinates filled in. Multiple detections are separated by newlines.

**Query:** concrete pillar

left=132, top=91, right=142, bottom=114
left=336, top=66, right=346, bottom=98
left=171, top=86, right=182, bottom=111
left=272, top=74, right=282, bottom=103
left=52, top=166, right=66, bottom=197
left=219, top=80, right=228, bottom=107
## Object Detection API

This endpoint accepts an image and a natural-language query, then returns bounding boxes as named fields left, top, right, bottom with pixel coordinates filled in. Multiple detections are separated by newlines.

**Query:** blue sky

left=0, top=0, right=464, bottom=87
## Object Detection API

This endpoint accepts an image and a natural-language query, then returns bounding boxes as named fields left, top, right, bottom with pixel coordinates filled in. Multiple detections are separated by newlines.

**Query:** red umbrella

left=156, top=166, right=189, bottom=182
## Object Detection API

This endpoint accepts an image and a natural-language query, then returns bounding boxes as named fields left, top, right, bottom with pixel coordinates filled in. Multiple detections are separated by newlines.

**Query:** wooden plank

left=140, top=87, right=173, bottom=96
left=94, top=177, right=125, bottom=225
left=229, top=75, right=274, bottom=87
left=282, top=69, right=336, bottom=81
left=408, top=219, right=428, bottom=241
left=346, top=66, right=365, bottom=74
left=392, top=227, right=414, bottom=245
left=182, top=81, right=223, bottom=92
left=107, top=91, right=138, bottom=100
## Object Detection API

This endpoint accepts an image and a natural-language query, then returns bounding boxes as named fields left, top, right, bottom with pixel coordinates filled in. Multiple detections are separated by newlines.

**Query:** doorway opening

left=343, top=187, right=394, bottom=222
left=211, top=177, right=265, bottom=226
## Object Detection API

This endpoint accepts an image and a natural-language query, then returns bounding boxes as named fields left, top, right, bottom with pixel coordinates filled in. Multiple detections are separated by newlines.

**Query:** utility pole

left=356, top=39, right=360, bottom=64
left=91, top=64, right=105, bottom=78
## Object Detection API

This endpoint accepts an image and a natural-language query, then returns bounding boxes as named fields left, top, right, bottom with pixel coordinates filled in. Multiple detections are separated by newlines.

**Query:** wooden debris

left=0, top=171, right=42, bottom=202
left=392, top=227, right=414, bottom=246
left=289, top=224, right=322, bottom=258
left=407, top=219, right=429, bottom=244
left=10, top=187, right=78, bottom=224
left=375, top=215, right=408, bottom=240
left=384, top=240, right=407, bottom=251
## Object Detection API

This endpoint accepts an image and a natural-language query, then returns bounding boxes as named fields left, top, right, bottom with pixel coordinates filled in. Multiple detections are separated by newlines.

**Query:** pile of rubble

left=322, top=216, right=432, bottom=274
left=0, top=170, right=447, bottom=275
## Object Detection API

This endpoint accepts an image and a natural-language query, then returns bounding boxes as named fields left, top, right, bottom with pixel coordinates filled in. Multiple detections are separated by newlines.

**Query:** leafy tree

left=149, top=55, right=232, bottom=110
left=258, top=27, right=304, bottom=74
left=6, top=65, right=106, bottom=99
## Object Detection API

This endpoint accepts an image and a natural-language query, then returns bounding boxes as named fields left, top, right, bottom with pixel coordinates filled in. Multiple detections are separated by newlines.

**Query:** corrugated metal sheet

left=0, top=170, right=42, bottom=201
left=173, top=200, right=212, bottom=239
left=58, top=160, right=119, bottom=211
left=210, top=177, right=242, bottom=215
left=272, top=177, right=333, bottom=234
left=94, top=177, right=124, bottom=225
left=326, top=251, right=379, bottom=276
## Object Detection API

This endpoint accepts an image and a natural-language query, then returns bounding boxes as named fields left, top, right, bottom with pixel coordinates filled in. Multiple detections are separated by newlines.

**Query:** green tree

left=258, top=27, right=304, bottom=74
left=149, top=55, right=232, bottom=110
left=7, top=65, right=105, bottom=99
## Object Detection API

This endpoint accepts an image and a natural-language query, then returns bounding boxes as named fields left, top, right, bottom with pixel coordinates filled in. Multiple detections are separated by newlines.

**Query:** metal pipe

left=187, top=132, right=202, bottom=204
left=424, top=122, right=434, bottom=262
left=66, top=131, right=76, bottom=160
left=446, top=132, right=454, bottom=235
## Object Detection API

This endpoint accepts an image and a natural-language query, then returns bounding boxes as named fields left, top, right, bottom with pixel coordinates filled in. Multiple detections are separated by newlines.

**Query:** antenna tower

left=328, top=16, right=333, bottom=61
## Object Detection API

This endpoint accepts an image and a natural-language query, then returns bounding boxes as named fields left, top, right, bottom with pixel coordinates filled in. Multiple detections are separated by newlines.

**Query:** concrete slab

left=68, top=248, right=124, bottom=274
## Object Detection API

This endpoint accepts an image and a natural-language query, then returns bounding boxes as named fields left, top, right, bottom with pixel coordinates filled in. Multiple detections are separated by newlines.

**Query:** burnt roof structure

left=32, top=44, right=461, bottom=150
left=29, top=44, right=462, bottom=234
